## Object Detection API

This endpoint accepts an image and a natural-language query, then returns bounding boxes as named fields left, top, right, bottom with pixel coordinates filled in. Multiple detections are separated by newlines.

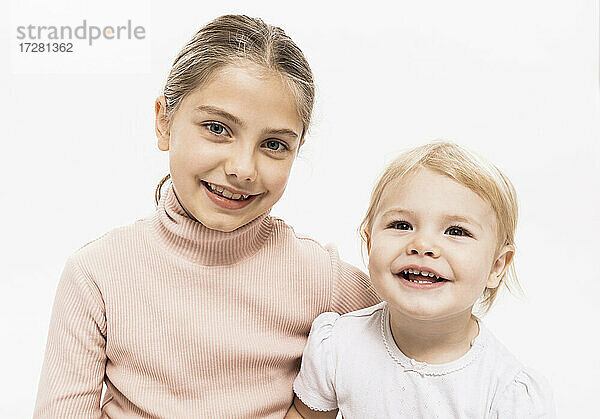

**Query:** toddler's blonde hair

left=359, top=141, right=521, bottom=313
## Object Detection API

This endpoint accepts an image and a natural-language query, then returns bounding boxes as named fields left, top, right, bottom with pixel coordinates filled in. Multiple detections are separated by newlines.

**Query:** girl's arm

left=285, top=396, right=338, bottom=419
left=34, top=256, right=107, bottom=418
left=328, top=246, right=380, bottom=314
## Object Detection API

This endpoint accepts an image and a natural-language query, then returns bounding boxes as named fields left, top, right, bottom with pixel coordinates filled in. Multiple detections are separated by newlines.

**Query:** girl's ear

left=155, top=96, right=170, bottom=151
left=486, top=244, right=515, bottom=289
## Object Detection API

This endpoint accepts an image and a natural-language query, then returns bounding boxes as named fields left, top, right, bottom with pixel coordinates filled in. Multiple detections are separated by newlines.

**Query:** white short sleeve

left=293, top=312, right=340, bottom=412
left=493, top=369, right=556, bottom=418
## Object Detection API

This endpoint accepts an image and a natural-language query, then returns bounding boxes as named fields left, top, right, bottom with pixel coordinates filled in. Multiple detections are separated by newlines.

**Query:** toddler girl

left=288, top=142, right=555, bottom=418
left=34, top=15, right=379, bottom=418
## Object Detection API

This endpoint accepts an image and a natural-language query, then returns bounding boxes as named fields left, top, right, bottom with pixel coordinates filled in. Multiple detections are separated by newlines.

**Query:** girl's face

left=155, top=63, right=304, bottom=232
left=368, top=168, right=513, bottom=321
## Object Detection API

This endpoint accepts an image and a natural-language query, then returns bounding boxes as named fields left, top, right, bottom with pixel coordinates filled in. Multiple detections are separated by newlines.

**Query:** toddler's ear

left=155, top=96, right=170, bottom=151
left=486, top=245, right=515, bottom=289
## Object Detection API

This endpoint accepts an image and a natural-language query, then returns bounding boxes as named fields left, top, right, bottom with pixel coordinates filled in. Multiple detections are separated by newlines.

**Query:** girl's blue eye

left=389, top=221, right=412, bottom=230
left=445, top=226, right=471, bottom=237
left=206, top=122, right=227, bottom=135
left=263, top=140, right=287, bottom=152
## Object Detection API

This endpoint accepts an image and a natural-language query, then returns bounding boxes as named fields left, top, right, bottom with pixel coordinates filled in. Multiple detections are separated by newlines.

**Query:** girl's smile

left=155, top=63, right=304, bottom=232
left=201, top=180, right=261, bottom=210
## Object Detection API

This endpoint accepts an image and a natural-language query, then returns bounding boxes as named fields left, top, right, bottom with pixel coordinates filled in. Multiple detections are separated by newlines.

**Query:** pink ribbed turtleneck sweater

left=34, top=183, right=379, bottom=418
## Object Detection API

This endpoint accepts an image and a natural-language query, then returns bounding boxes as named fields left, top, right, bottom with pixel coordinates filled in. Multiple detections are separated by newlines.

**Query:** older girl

left=34, top=15, right=378, bottom=418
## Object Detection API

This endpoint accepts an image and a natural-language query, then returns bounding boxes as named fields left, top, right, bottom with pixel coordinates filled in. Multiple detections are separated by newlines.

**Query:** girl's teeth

left=207, top=182, right=249, bottom=201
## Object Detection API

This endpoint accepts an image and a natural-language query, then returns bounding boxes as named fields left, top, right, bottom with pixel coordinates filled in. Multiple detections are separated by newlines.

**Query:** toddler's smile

left=368, top=167, right=504, bottom=321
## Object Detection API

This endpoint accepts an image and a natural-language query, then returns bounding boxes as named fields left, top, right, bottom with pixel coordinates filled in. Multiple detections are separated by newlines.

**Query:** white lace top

left=293, top=302, right=555, bottom=418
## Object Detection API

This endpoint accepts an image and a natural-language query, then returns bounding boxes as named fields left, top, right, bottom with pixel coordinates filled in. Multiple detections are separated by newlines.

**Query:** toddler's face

left=368, top=168, right=507, bottom=321
left=158, top=63, right=303, bottom=232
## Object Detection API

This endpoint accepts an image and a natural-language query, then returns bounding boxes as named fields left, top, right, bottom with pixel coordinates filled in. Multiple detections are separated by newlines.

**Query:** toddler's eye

left=389, top=221, right=412, bottom=230
left=445, top=226, right=471, bottom=237
left=262, top=140, right=288, bottom=152
left=206, top=122, right=228, bottom=136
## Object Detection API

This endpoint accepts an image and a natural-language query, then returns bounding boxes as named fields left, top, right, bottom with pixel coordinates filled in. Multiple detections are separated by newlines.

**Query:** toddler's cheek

left=367, top=248, right=388, bottom=278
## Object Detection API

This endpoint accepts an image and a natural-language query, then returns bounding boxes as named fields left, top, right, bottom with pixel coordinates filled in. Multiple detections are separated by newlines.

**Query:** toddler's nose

left=407, top=236, right=440, bottom=258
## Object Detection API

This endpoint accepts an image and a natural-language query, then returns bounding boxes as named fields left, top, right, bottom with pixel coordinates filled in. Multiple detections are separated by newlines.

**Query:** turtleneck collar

left=150, top=181, right=273, bottom=266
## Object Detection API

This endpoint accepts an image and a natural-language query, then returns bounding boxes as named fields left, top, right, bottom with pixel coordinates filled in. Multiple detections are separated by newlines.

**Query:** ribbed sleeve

left=34, top=257, right=107, bottom=418
left=327, top=246, right=380, bottom=314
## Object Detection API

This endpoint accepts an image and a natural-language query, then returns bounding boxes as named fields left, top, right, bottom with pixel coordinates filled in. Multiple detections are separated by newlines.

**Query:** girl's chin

left=197, top=214, right=250, bottom=232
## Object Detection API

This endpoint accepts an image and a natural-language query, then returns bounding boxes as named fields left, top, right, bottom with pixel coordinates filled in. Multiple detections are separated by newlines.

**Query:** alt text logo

left=16, top=19, right=146, bottom=49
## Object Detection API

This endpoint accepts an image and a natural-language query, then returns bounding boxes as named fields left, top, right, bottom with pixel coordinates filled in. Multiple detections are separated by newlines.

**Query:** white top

left=294, top=302, right=555, bottom=418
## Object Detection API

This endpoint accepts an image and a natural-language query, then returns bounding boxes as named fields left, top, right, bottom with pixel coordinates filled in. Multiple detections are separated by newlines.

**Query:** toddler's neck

left=388, top=308, right=480, bottom=365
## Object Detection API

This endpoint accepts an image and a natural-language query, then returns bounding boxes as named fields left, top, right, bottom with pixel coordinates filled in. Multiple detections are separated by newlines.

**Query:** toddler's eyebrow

left=380, top=208, right=416, bottom=218
left=380, top=208, right=483, bottom=230
left=441, top=214, right=483, bottom=230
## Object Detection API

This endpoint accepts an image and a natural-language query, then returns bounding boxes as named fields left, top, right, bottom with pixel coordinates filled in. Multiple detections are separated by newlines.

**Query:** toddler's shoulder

left=488, top=354, right=555, bottom=415
left=476, top=326, right=529, bottom=382
left=309, top=303, right=385, bottom=342
left=332, top=302, right=387, bottom=335
left=338, top=302, right=387, bottom=320
left=306, top=303, right=386, bottom=356
left=479, top=326, right=555, bottom=416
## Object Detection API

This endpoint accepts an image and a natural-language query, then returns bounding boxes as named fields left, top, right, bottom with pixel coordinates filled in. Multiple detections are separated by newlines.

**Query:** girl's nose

left=224, top=146, right=257, bottom=183
left=407, top=235, right=440, bottom=258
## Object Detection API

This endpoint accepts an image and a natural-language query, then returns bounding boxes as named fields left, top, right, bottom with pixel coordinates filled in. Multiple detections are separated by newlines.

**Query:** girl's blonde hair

left=359, top=141, right=521, bottom=313
left=155, top=14, right=315, bottom=204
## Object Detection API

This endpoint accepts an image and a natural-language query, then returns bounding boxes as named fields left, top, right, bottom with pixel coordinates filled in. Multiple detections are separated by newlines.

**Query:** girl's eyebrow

left=195, top=105, right=300, bottom=140
left=261, top=128, right=300, bottom=140
left=195, top=105, right=244, bottom=126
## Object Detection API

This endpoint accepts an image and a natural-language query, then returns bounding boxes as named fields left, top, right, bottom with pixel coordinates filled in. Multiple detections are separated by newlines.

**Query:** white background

left=2, top=0, right=598, bottom=417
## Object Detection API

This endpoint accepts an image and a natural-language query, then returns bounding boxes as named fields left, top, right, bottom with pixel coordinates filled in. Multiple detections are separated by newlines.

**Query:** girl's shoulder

left=269, top=216, right=335, bottom=252
left=268, top=216, right=350, bottom=268
left=69, top=215, right=152, bottom=265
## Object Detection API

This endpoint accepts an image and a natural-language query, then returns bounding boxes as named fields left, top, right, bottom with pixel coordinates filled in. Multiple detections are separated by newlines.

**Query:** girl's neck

left=388, top=307, right=479, bottom=365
